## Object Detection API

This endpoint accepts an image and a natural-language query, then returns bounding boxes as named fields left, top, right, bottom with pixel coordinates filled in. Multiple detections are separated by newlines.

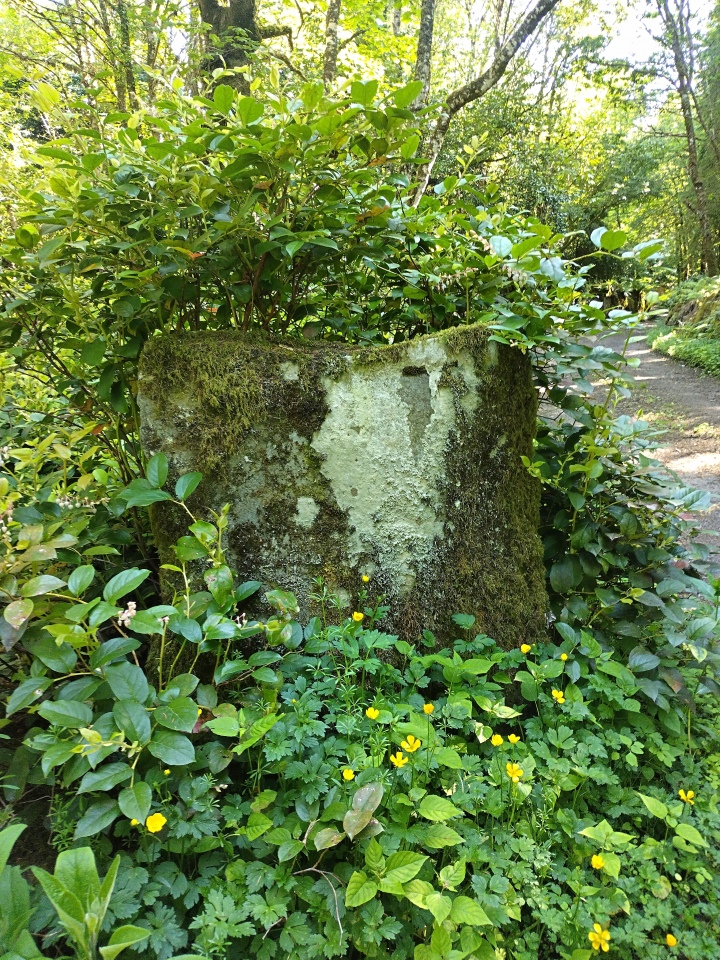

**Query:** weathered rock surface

left=138, top=325, right=547, bottom=647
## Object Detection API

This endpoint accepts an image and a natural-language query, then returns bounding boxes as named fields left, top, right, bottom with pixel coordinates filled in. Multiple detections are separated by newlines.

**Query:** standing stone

left=138, top=324, right=547, bottom=648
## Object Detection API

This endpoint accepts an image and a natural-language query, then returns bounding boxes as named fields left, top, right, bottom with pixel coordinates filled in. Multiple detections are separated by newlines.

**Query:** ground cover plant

left=648, top=278, right=720, bottom=378
left=1, top=78, right=719, bottom=960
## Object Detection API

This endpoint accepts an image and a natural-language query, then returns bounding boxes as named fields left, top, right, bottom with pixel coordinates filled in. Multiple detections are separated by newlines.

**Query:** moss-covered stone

left=138, top=325, right=547, bottom=648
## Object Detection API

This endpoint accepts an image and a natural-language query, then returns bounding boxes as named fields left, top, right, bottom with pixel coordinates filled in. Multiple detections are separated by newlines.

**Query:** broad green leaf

left=99, top=925, right=151, bottom=960
left=402, top=878, right=435, bottom=908
left=549, top=555, right=583, bottom=593
left=105, top=663, right=149, bottom=702
left=638, top=793, right=668, bottom=820
left=425, top=891, right=452, bottom=923
left=78, top=763, right=133, bottom=794
left=675, top=823, right=706, bottom=847
left=0, top=822, right=26, bottom=874
left=352, top=782, right=384, bottom=815
left=213, top=84, right=235, bottom=114
left=54, top=847, right=100, bottom=903
left=146, top=453, right=168, bottom=488
left=175, top=472, right=202, bottom=501
left=103, top=568, right=150, bottom=605
left=154, top=697, right=199, bottom=733
left=383, top=851, right=427, bottom=884
left=4, top=598, right=33, bottom=629
left=74, top=798, right=121, bottom=838
left=246, top=812, right=272, bottom=841
left=81, top=339, right=106, bottom=366
left=68, top=565, right=96, bottom=596
left=421, top=824, right=464, bottom=849
left=314, top=827, right=344, bottom=850
left=237, top=96, right=264, bottom=125
left=38, top=700, right=93, bottom=728
left=418, top=795, right=462, bottom=822
left=118, top=782, right=152, bottom=824
left=343, top=809, right=372, bottom=840
left=147, top=731, right=195, bottom=766
left=204, top=715, right=239, bottom=737
left=19, top=575, right=66, bottom=597
left=450, top=895, right=492, bottom=926
left=393, top=80, right=423, bottom=107
left=489, top=236, right=512, bottom=258
left=277, top=839, right=304, bottom=862
left=433, top=747, right=463, bottom=769
left=6, top=677, right=52, bottom=716
left=345, top=870, right=377, bottom=907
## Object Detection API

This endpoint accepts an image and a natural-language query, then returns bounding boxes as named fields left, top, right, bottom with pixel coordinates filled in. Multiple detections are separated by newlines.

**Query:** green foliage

left=0, top=73, right=718, bottom=960
left=3, top=491, right=720, bottom=960
left=0, top=822, right=43, bottom=958
left=649, top=323, right=720, bottom=378
left=32, top=848, right=149, bottom=960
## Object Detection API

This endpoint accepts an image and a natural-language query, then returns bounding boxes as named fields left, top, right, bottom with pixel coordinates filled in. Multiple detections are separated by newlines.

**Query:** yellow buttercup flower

left=508, top=734, right=520, bottom=744
left=197, top=707, right=202, bottom=715
left=520, top=644, right=532, bottom=654
left=352, top=612, right=364, bottom=623
left=588, top=924, right=611, bottom=952
left=146, top=812, right=167, bottom=833
left=552, top=689, right=565, bottom=704
left=506, top=762, right=523, bottom=783
left=591, top=854, right=605, bottom=870
left=401, top=735, right=421, bottom=753
left=560, top=653, right=569, bottom=661
left=491, top=734, right=504, bottom=747
left=362, top=575, right=370, bottom=583
left=679, top=789, right=695, bottom=805
left=390, top=751, right=408, bottom=768
left=423, top=703, right=434, bottom=715
left=342, top=768, right=355, bottom=781
left=366, top=707, right=380, bottom=720
left=130, top=819, right=139, bottom=826
left=163, top=769, right=170, bottom=775
left=666, top=934, right=678, bottom=947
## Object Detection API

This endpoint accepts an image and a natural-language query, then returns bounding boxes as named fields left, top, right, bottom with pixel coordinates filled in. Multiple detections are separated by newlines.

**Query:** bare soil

left=600, top=328, right=720, bottom=567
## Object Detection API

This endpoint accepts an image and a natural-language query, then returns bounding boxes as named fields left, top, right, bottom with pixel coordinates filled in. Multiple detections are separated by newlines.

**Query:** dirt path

left=600, top=328, right=720, bottom=566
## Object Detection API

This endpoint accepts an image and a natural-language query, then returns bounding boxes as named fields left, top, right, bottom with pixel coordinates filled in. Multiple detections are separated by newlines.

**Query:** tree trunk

left=392, top=0, right=401, bottom=36
left=659, top=0, right=718, bottom=275
left=117, top=0, right=138, bottom=109
left=197, top=0, right=262, bottom=82
left=323, top=0, right=342, bottom=88
left=413, top=0, right=562, bottom=202
left=413, top=0, right=435, bottom=107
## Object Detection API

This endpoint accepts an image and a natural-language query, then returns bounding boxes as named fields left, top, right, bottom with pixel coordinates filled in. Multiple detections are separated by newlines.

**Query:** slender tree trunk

left=97, top=0, right=127, bottom=110
left=413, top=0, right=562, bottom=202
left=323, top=0, right=342, bottom=88
left=392, top=0, right=401, bottom=35
left=117, top=0, right=138, bottom=109
left=659, top=0, right=718, bottom=275
left=413, top=0, right=435, bottom=106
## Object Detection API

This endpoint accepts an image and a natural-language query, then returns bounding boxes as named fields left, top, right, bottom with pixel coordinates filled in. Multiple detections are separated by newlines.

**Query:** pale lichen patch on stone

left=294, top=496, right=320, bottom=529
